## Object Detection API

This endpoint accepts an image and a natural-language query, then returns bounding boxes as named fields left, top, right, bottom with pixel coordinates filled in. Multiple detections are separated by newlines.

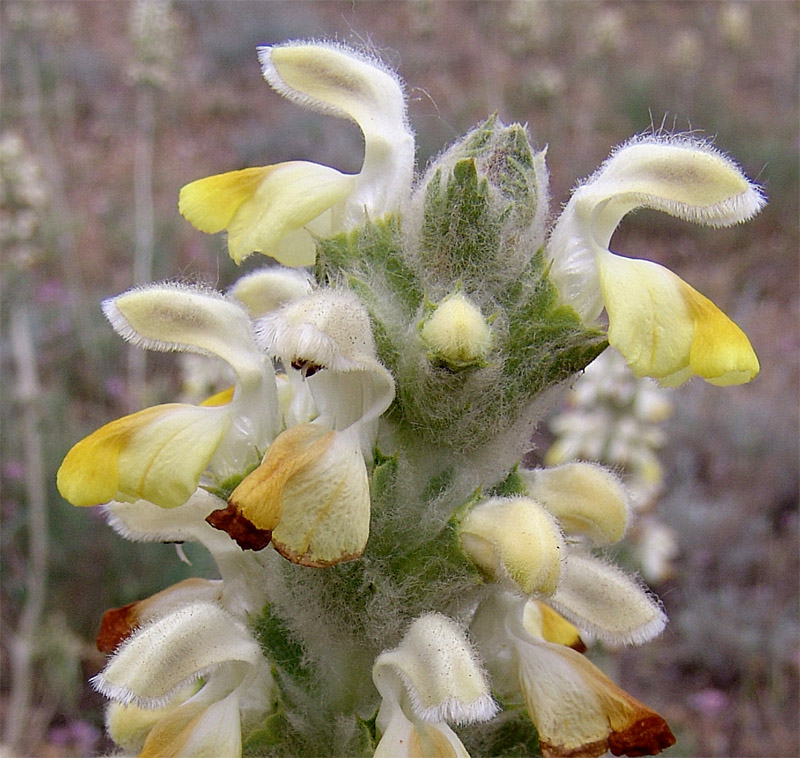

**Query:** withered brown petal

left=97, top=602, right=138, bottom=653
left=608, top=715, right=677, bottom=757
left=206, top=501, right=273, bottom=551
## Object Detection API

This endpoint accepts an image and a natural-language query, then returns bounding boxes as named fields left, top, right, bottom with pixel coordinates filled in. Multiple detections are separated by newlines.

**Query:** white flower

left=471, top=591, right=675, bottom=758
left=372, top=614, right=498, bottom=757
left=207, top=289, right=395, bottom=566
left=93, top=601, right=272, bottom=758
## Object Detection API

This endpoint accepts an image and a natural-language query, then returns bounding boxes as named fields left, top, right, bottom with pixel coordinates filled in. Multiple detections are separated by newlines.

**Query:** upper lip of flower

left=204, top=288, right=395, bottom=565
left=178, top=40, right=415, bottom=267
left=545, top=135, right=765, bottom=386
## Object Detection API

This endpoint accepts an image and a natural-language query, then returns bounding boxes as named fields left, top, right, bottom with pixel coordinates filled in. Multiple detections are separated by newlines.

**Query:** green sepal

left=315, top=215, right=423, bottom=316
left=420, top=157, right=500, bottom=285
left=202, top=460, right=259, bottom=500
left=241, top=707, right=291, bottom=755
left=252, top=605, right=315, bottom=689
left=488, top=466, right=528, bottom=497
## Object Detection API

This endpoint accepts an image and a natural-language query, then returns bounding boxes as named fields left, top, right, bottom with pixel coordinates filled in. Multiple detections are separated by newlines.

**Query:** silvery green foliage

left=241, top=116, right=607, bottom=757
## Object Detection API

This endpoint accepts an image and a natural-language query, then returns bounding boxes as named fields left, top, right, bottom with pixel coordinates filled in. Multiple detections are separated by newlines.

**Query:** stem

left=127, top=83, right=157, bottom=411
left=18, top=32, right=100, bottom=376
left=4, top=305, right=50, bottom=751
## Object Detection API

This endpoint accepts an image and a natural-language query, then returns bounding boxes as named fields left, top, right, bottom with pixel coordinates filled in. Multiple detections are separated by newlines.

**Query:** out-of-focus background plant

left=0, top=2, right=797, bottom=756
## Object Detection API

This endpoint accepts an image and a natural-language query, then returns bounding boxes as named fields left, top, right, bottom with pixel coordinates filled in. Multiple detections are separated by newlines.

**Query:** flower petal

left=104, top=283, right=267, bottom=386
left=260, top=42, right=409, bottom=145
left=420, top=293, right=493, bottom=369
left=180, top=162, right=355, bottom=265
left=547, top=136, right=765, bottom=322
left=373, top=613, right=497, bottom=725
left=230, top=267, right=313, bottom=318
left=598, top=251, right=759, bottom=385
left=259, top=42, right=414, bottom=221
left=521, top=463, right=630, bottom=546
left=139, top=688, right=243, bottom=758
left=374, top=697, right=471, bottom=758
left=206, top=422, right=333, bottom=551
left=97, top=578, right=223, bottom=653
left=92, top=602, right=262, bottom=708
left=514, top=610, right=675, bottom=758
left=532, top=601, right=587, bottom=653
left=259, top=289, right=396, bottom=429
left=270, top=426, right=371, bottom=566
left=57, top=403, right=229, bottom=509
left=459, top=497, right=566, bottom=596
left=105, top=686, right=197, bottom=753
left=258, top=289, right=379, bottom=372
left=549, top=551, right=667, bottom=645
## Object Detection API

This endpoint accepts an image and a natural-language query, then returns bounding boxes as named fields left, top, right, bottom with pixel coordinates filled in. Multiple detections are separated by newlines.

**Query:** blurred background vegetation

left=1, top=1, right=797, bottom=756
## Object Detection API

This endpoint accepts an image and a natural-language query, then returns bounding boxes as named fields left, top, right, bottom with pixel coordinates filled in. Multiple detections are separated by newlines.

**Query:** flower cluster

left=58, top=40, right=764, bottom=757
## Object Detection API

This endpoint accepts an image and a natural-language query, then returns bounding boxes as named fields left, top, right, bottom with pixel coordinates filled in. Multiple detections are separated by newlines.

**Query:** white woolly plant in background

left=57, top=39, right=766, bottom=758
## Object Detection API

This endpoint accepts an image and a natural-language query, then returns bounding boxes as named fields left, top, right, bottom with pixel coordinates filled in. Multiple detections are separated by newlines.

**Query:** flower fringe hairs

left=58, top=41, right=764, bottom=758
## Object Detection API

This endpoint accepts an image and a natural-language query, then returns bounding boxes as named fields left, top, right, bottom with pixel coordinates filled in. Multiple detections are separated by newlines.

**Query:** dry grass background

left=1, top=1, right=798, bottom=756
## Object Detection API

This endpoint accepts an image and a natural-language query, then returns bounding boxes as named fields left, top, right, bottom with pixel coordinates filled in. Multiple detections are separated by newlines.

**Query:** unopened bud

left=459, top=496, right=565, bottom=596
left=420, top=293, right=491, bottom=369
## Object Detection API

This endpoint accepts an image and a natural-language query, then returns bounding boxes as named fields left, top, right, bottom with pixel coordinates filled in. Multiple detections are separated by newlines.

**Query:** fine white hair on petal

left=581, top=133, right=766, bottom=226
left=258, top=39, right=407, bottom=124
left=101, top=281, right=227, bottom=356
left=91, top=601, right=261, bottom=710
left=230, top=267, right=314, bottom=318
left=91, top=663, right=218, bottom=711
left=411, top=686, right=500, bottom=726
left=255, top=289, right=377, bottom=372
left=102, top=490, right=223, bottom=544
left=373, top=613, right=498, bottom=727
left=548, top=551, right=667, bottom=646
left=101, top=281, right=266, bottom=385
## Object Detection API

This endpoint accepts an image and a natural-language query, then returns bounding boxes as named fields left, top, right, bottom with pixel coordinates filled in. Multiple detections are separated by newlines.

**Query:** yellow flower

left=372, top=614, right=497, bottom=757
left=471, top=591, right=676, bottom=758
left=459, top=496, right=566, bottom=596
left=57, top=284, right=277, bottom=509
left=420, top=292, right=493, bottom=369
left=179, top=41, right=414, bottom=266
left=547, top=137, right=764, bottom=386
left=94, top=601, right=272, bottom=758
left=206, top=290, right=395, bottom=565
left=462, top=464, right=665, bottom=646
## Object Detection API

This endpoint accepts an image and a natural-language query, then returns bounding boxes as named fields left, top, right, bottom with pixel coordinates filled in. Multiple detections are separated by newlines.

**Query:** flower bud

left=459, top=496, right=566, bottom=596
left=420, top=293, right=492, bottom=369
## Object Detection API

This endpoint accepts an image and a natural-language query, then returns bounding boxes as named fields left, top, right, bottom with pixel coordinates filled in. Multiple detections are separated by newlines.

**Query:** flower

left=460, top=463, right=666, bottom=646
left=546, top=136, right=765, bottom=386
left=524, top=462, right=666, bottom=645
left=471, top=591, right=676, bottom=758
left=178, top=41, right=414, bottom=266
left=206, top=289, right=395, bottom=565
left=372, top=614, right=498, bottom=757
left=57, top=284, right=278, bottom=509
left=93, top=601, right=272, bottom=758
left=102, top=489, right=271, bottom=617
